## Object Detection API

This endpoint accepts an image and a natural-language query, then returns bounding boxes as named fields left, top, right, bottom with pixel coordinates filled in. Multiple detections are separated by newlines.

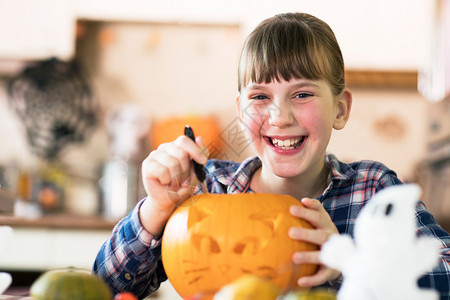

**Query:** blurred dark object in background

left=7, top=58, right=98, bottom=160
left=415, top=97, right=450, bottom=233
left=0, top=164, right=18, bottom=213
left=0, top=188, right=14, bottom=213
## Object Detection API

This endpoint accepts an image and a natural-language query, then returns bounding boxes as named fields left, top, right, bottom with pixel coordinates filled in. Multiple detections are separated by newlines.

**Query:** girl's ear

left=333, top=88, right=352, bottom=130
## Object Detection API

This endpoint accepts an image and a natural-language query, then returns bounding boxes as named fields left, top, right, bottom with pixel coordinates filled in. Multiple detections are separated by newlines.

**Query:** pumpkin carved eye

left=192, top=234, right=221, bottom=254
left=233, top=237, right=267, bottom=256
left=188, top=206, right=213, bottom=229
left=249, top=212, right=281, bottom=236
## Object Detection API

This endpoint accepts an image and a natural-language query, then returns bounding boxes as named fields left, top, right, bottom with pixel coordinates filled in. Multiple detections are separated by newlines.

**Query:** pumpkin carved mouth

left=241, top=266, right=278, bottom=280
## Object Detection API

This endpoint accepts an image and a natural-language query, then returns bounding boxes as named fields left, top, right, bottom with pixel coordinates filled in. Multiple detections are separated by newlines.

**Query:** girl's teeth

left=271, top=138, right=302, bottom=148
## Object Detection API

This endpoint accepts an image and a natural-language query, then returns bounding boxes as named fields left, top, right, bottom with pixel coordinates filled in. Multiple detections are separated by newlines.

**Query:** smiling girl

left=94, top=12, right=450, bottom=299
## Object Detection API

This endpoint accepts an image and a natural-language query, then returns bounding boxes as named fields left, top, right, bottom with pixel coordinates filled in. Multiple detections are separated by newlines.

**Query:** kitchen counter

left=0, top=214, right=182, bottom=300
left=0, top=215, right=116, bottom=272
left=0, top=214, right=118, bottom=230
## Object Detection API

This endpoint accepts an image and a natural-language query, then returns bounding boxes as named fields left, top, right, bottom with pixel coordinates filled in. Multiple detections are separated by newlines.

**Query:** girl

left=94, top=12, right=450, bottom=299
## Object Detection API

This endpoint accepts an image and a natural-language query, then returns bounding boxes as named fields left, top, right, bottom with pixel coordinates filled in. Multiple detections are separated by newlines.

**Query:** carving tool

left=184, top=125, right=208, bottom=193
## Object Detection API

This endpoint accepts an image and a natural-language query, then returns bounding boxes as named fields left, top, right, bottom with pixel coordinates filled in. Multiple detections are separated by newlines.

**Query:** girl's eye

left=295, top=93, right=313, bottom=99
left=251, top=94, right=269, bottom=100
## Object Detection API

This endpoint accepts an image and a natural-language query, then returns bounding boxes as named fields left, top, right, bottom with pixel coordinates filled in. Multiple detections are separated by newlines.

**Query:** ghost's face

left=354, top=184, right=421, bottom=250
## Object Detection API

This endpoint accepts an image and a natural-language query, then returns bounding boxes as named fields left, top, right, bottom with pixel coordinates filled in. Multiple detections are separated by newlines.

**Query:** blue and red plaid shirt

left=93, top=153, right=450, bottom=299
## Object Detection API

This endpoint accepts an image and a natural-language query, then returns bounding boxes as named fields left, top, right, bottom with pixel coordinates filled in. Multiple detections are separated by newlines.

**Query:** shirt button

left=124, top=273, right=132, bottom=280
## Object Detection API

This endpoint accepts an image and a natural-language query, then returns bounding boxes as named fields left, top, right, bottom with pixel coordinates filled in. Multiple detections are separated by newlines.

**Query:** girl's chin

left=266, top=162, right=304, bottom=178
left=265, top=149, right=303, bottom=165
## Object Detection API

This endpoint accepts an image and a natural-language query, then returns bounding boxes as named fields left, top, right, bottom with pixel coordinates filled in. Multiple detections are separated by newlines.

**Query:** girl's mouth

left=266, top=136, right=306, bottom=150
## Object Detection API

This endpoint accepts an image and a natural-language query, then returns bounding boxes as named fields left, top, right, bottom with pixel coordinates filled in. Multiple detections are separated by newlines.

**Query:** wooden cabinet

left=0, top=215, right=114, bottom=271
left=0, top=227, right=111, bottom=271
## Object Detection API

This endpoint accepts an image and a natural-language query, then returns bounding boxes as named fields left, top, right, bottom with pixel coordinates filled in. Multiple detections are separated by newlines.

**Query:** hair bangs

left=238, top=13, right=345, bottom=95
left=239, top=20, right=326, bottom=90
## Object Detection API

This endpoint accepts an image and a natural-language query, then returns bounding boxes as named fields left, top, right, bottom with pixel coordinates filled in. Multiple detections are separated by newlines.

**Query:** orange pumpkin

left=161, top=193, right=319, bottom=299
left=150, top=116, right=223, bottom=158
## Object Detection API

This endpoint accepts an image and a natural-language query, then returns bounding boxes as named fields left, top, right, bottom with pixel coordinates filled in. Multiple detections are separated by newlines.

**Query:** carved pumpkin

left=161, top=193, right=319, bottom=299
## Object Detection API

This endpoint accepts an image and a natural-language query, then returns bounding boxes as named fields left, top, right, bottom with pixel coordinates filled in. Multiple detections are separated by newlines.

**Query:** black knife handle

left=184, top=125, right=206, bottom=182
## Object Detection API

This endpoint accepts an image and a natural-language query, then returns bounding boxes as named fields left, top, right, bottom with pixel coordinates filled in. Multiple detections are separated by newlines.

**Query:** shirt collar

left=318, top=153, right=359, bottom=201
left=222, top=156, right=262, bottom=194
left=219, top=153, right=356, bottom=194
left=325, top=153, right=358, bottom=182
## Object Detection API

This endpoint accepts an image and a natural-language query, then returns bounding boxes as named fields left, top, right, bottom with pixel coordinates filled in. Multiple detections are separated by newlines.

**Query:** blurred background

left=0, top=0, right=449, bottom=298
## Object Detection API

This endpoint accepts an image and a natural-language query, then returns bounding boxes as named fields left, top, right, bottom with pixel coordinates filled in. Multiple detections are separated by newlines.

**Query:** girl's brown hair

left=238, top=12, right=345, bottom=95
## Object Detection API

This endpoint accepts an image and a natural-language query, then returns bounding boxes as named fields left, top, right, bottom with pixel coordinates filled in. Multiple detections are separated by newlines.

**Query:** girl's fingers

left=300, top=197, right=323, bottom=210
left=297, top=266, right=339, bottom=287
left=157, top=142, right=191, bottom=173
left=174, top=135, right=208, bottom=165
left=290, top=198, right=333, bottom=230
left=289, top=198, right=341, bottom=287
left=289, top=227, right=330, bottom=245
left=195, top=136, right=209, bottom=159
left=292, top=250, right=320, bottom=264
left=292, top=251, right=340, bottom=287
left=148, top=151, right=185, bottom=185
left=167, top=184, right=194, bottom=204
left=142, top=158, right=172, bottom=185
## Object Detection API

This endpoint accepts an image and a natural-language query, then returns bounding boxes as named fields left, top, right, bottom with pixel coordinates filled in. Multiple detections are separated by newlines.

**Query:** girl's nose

left=268, top=101, right=294, bottom=127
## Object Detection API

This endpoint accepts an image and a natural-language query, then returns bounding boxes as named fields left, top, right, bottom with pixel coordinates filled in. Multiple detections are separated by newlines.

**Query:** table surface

left=1, top=287, right=31, bottom=299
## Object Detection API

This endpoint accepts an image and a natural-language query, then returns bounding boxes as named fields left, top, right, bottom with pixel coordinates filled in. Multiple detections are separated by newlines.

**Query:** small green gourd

left=30, top=268, right=112, bottom=300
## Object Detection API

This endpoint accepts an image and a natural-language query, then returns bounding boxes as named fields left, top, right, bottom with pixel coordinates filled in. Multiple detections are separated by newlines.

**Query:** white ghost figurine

left=320, top=184, right=441, bottom=300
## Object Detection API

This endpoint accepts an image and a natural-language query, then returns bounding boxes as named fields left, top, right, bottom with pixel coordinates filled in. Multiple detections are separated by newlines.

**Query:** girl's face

left=237, top=77, right=351, bottom=179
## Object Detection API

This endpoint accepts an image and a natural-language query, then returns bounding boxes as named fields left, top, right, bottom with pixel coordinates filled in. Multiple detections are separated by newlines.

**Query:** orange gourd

left=150, top=116, right=223, bottom=158
left=161, top=193, right=319, bottom=299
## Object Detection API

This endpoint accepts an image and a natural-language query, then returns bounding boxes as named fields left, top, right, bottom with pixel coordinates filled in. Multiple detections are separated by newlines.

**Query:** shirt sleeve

left=377, top=172, right=450, bottom=299
left=92, top=199, right=167, bottom=298
left=376, top=174, right=450, bottom=299
left=325, top=165, right=450, bottom=298
left=415, top=201, right=450, bottom=300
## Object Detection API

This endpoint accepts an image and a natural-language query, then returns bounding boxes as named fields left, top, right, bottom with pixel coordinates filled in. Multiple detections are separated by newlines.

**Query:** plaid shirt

left=93, top=153, right=450, bottom=299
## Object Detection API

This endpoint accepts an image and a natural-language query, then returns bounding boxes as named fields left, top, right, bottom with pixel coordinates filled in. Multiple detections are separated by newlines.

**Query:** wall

left=0, top=0, right=434, bottom=204
left=73, top=0, right=433, bottom=70
left=328, top=88, right=427, bottom=181
left=76, top=21, right=244, bottom=163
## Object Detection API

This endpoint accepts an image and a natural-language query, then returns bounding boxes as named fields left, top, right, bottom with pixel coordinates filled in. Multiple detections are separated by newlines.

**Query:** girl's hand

left=289, top=197, right=341, bottom=287
left=139, top=135, right=208, bottom=236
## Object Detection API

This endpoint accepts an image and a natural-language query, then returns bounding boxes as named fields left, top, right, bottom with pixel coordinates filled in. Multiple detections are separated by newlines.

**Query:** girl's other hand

left=289, top=197, right=341, bottom=287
